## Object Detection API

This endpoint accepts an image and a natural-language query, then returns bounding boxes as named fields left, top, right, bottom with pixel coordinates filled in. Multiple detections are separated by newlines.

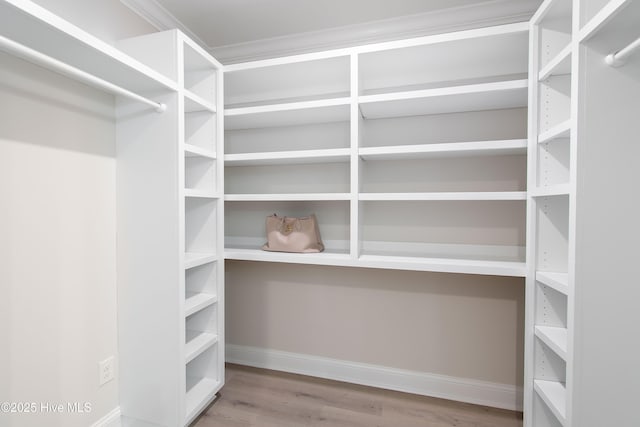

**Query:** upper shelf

left=359, top=192, right=527, bottom=201
left=539, top=44, right=572, bottom=81
left=579, top=0, right=640, bottom=58
left=225, top=98, right=350, bottom=130
left=0, top=0, right=176, bottom=94
left=359, top=24, right=528, bottom=97
left=224, top=55, right=350, bottom=108
left=225, top=148, right=351, bottom=166
left=359, top=79, right=528, bottom=120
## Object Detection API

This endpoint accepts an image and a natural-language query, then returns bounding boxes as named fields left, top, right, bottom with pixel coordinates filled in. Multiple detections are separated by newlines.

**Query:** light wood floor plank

left=193, top=364, right=522, bottom=427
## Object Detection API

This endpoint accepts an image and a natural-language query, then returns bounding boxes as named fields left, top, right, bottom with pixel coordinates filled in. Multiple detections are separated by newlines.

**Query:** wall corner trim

left=227, top=344, right=523, bottom=411
left=90, top=407, right=122, bottom=427
left=119, top=0, right=207, bottom=47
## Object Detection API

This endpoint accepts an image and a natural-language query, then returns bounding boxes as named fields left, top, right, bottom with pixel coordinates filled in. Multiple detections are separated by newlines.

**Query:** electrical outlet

left=99, top=356, right=115, bottom=386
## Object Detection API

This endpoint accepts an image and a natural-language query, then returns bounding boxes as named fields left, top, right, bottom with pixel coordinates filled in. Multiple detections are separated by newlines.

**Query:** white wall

left=226, top=261, right=525, bottom=387
left=0, top=2, right=155, bottom=426
left=0, top=52, right=117, bottom=427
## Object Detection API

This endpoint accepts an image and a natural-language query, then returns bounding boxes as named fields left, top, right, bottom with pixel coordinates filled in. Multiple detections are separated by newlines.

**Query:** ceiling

left=123, top=0, right=542, bottom=62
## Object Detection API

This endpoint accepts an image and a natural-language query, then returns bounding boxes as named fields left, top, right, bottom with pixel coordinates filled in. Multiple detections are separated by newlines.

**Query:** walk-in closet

left=1, top=0, right=638, bottom=426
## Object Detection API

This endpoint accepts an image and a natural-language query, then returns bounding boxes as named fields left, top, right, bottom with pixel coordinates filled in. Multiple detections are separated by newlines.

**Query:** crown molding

left=122, top=0, right=538, bottom=64
left=119, top=0, right=207, bottom=47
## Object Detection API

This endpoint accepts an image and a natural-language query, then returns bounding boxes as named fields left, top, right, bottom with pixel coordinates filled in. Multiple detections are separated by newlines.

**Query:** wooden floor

left=193, top=364, right=523, bottom=427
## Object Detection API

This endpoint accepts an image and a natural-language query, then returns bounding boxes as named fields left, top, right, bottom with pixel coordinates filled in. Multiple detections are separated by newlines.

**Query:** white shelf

left=539, top=44, right=572, bottom=81
left=185, top=376, right=220, bottom=426
left=358, top=254, right=526, bottom=277
left=534, top=380, right=567, bottom=426
left=531, top=184, right=571, bottom=197
left=185, top=330, right=218, bottom=364
left=225, top=148, right=351, bottom=166
left=184, top=189, right=219, bottom=199
left=184, top=253, right=217, bottom=269
left=579, top=0, right=636, bottom=42
left=184, top=90, right=216, bottom=113
left=224, top=247, right=526, bottom=277
left=539, top=120, right=571, bottom=144
left=535, top=326, right=568, bottom=360
left=359, top=79, right=528, bottom=119
left=0, top=1, right=176, bottom=94
left=359, top=191, right=526, bottom=201
left=225, top=98, right=351, bottom=130
left=184, top=144, right=216, bottom=159
left=225, top=193, right=352, bottom=201
left=225, top=247, right=352, bottom=266
left=536, top=271, right=570, bottom=295
left=359, top=139, right=527, bottom=161
left=184, top=292, right=218, bottom=317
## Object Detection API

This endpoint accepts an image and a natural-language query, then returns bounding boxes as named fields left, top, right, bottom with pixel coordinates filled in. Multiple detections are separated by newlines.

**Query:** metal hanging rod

left=605, top=36, right=640, bottom=67
left=0, top=35, right=167, bottom=113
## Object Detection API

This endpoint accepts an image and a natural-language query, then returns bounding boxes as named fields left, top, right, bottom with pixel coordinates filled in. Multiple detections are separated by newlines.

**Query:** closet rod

left=0, top=35, right=167, bottom=113
left=605, top=36, right=640, bottom=67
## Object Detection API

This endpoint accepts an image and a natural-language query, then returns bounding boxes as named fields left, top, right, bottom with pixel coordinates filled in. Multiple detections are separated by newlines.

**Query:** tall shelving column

left=571, top=0, right=640, bottom=426
left=527, top=0, right=640, bottom=425
left=116, top=29, right=224, bottom=427
left=179, top=34, right=225, bottom=426
left=526, top=1, right=574, bottom=426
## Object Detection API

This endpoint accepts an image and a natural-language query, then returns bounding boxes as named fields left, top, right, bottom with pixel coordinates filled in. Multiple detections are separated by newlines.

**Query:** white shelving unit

left=223, top=22, right=529, bottom=278
left=526, top=0, right=640, bottom=426
left=116, top=28, right=225, bottom=427
left=527, top=1, right=574, bottom=425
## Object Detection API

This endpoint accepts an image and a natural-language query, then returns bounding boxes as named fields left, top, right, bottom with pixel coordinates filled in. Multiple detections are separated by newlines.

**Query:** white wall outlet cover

left=99, top=356, right=115, bottom=386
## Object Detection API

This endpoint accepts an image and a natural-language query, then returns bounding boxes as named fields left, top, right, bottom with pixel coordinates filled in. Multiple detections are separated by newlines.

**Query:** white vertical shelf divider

left=349, top=53, right=360, bottom=259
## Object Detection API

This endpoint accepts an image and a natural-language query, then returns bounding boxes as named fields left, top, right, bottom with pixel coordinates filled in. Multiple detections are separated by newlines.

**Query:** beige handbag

left=262, top=214, right=325, bottom=253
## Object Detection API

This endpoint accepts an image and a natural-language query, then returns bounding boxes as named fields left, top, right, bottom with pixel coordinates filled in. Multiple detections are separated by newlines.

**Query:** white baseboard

left=91, top=407, right=121, bottom=427
left=227, top=344, right=522, bottom=411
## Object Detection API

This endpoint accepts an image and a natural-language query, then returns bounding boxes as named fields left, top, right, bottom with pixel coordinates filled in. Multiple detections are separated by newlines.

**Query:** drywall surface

left=0, top=52, right=118, bottom=427
left=31, top=0, right=156, bottom=44
left=226, top=260, right=525, bottom=387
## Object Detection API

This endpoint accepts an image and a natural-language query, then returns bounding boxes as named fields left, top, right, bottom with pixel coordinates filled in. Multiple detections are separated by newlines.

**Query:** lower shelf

left=225, top=247, right=351, bottom=267
left=534, top=379, right=567, bottom=426
left=224, top=247, right=526, bottom=277
left=535, top=326, right=568, bottom=361
left=185, top=376, right=220, bottom=425
left=185, top=330, right=219, bottom=364
left=185, top=292, right=218, bottom=317
left=536, top=271, right=569, bottom=295
left=358, top=254, right=525, bottom=277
